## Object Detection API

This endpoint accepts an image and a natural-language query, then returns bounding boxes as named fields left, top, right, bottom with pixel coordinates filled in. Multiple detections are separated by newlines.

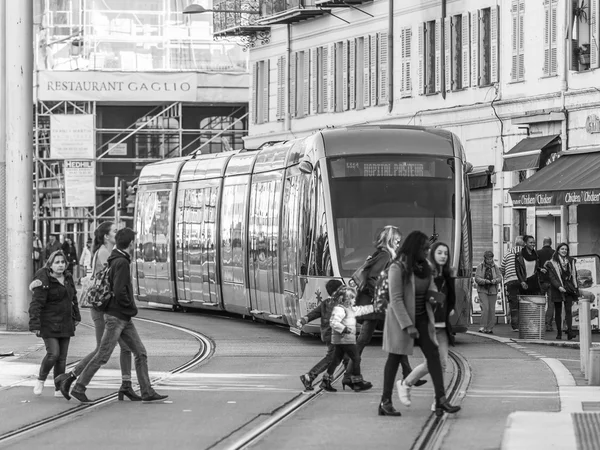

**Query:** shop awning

left=468, top=166, right=493, bottom=190
left=509, top=152, right=600, bottom=206
left=502, top=135, right=561, bottom=171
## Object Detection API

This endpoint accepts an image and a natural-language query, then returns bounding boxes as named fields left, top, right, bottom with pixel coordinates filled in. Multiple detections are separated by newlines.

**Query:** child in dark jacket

left=321, top=286, right=374, bottom=392
left=298, top=279, right=343, bottom=391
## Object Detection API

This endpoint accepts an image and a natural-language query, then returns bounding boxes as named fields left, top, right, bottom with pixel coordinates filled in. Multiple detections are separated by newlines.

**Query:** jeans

left=345, top=319, right=384, bottom=378
left=506, top=281, right=521, bottom=330
left=72, top=308, right=133, bottom=382
left=414, top=314, right=445, bottom=403
left=479, top=292, right=497, bottom=331
left=73, top=315, right=156, bottom=398
left=405, top=328, right=449, bottom=385
left=327, top=344, right=361, bottom=377
left=39, top=337, right=70, bottom=383
left=308, top=342, right=335, bottom=381
left=381, top=353, right=413, bottom=401
left=555, top=299, right=573, bottom=332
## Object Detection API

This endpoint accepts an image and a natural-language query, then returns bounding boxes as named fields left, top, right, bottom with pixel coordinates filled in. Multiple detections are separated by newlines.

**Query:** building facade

left=34, top=0, right=250, bottom=249
left=240, top=0, right=600, bottom=262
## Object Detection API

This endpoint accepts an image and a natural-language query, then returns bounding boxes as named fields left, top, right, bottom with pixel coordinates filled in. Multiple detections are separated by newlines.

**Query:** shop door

left=470, top=188, right=493, bottom=264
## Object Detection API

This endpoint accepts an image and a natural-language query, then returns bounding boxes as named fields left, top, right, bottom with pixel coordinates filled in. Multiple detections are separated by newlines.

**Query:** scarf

left=559, top=256, right=571, bottom=277
left=521, top=248, right=538, bottom=262
left=484, top=264, right=494, bottom=281
left=413, top=260, right=431, bottom=279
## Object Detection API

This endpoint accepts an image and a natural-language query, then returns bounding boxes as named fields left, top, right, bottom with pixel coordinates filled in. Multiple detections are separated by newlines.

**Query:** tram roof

left=180, top=151, right=238, bottom=182
left=137, top=157, right=188, bottom=185
left=317, top=126, right=456, bottom=157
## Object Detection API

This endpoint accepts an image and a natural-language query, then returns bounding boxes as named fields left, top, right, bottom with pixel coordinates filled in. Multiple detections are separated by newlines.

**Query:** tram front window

left=328, top=155, right=456, bottom=276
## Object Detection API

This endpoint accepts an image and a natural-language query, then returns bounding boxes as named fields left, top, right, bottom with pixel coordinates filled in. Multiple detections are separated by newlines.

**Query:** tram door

left=136, top=189, right=158, bottom=302
left=248, top=173, right=283, bottom=316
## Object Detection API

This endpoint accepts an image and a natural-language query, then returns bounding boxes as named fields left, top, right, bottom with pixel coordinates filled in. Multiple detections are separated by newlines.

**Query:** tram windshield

left=328, top=154, right=456, bottom=276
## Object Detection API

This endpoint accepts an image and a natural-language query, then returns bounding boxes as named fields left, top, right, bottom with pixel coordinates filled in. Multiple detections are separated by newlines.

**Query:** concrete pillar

left=0, top=0, right=6, bottom=327
left=560, top=205, right=568, bottom=244
left=5, top=1, right=33, bottom=330
left=568, top=205, right=578, bottom=255
left=580, top=298, right=592, bottom=376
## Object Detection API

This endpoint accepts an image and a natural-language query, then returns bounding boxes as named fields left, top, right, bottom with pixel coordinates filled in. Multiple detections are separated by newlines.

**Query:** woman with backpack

left=55, top=222, right=140, bottom=402
left=379, top=231, right=461, bottom=417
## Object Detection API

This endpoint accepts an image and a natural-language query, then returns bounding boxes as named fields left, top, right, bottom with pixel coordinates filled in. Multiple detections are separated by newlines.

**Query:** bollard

left=580, top=298, right=591, bottom=376
left=588, top=348, right=600, bottom=386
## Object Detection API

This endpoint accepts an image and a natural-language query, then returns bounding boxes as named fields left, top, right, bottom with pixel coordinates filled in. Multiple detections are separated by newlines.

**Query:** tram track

left=0, top=317, right=213, bottom=447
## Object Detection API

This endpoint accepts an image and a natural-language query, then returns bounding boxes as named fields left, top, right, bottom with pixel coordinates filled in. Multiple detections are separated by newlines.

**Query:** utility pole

left=0, top=0, right=7, bottom=327
left=6, top=1, right=33, bottom=330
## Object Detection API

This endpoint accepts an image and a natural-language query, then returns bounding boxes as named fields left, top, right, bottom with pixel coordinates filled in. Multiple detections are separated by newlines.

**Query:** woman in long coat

left=545, top=243, right=579, bottom=340
left=29, top=250, right=81, bottom=397
left=379, top=231, right=461, bottom=417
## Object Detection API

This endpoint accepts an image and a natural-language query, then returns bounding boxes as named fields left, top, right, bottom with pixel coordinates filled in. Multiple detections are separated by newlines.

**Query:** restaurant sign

left=510, top=189, right=600, bottom=206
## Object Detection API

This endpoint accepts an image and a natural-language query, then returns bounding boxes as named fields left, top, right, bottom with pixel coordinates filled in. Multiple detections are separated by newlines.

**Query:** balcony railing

left=213, top=0, right=270, bottom=39
left=258, top=0, right=327, bottom=26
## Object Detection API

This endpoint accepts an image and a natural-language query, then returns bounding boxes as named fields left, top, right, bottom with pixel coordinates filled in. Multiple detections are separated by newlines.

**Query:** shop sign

left=510, top=189, right=600, bottom=206
left=586, top=114, right=600, bottom=134
left=64, top=160, right=95, bottom=207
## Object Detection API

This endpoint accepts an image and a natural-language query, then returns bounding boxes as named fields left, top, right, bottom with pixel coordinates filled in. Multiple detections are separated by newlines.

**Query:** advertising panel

left=571, top=255, right=600, bottom=331
left=50, top=114, right=95, bottom=160
left=64, top=160, right=95, bottom=207
left=510, top=190, right=600, bottom=207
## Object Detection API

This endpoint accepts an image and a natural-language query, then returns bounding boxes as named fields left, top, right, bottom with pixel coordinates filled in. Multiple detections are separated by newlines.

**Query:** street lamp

left=183, top=4, right=260, bottom=14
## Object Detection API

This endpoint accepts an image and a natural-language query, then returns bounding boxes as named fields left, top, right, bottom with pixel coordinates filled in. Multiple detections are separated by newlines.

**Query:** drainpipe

left=560, top=0, right=571, bottom=243
left=441, top=0, right=447, bottom=99
left=388, top=0, right=394, bottom=113
left=285, top=24, right=292, bottom=133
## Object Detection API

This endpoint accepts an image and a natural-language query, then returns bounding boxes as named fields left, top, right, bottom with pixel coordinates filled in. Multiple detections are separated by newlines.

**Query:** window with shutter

left=303, top=51, right=310, bottom=117
left=262, top=59, right=269, bottom=124
left=276, top=56, right=286, bottom=121
left=363, top=35, right=370, bottom=107
left=424, top=21, right=436, bottom=94
left=342, top=40, right=349, bottom=111
left=405, top=28, right=412, bottom=95
left=250, top=61, right=258, bottom=124
left=310, top=48, right=318, bottom=115
left=349, top=39, right=356, bottom=109
left=451, top=15, right=463, bottom=90
left=517, top=1, right=525, bottom=80
left=479, top=8, right=491, bottom=86
left=462, top=12, right=470, bottom=88
left=444, top=17, right=451, bottom=92
left=592, top=0, right=599, bottom=69
left=471, top=10, right=479, bottom=87
left=370, top=34, right=377, bottom=105
left=418, top=23, right=424, bottom=95
left=322, top=46, right=328, bottom=113
left=435, top=19, right=441, bottom=93
left=290, top=53, right=297, bottom=118
left=378, top=32, right=388, bottom=104
left=550, top=1, right=558, bottom=75
left=490, top=6, right=499, bottom=83
left=328, top=43, right=336, bottom=112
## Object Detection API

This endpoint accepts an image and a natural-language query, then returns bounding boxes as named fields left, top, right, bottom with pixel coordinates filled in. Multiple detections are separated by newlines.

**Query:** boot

left=567, top=329, right=577, bottom=341
left=299, top=374, right=314, bottom=391
left=378, top=399, right=402, bottom=416
left=58, top=372, right=77, bottom=401
left=118, top=380, right=142, bottom=401
left=319, top=374, right=337, bottom=392
left=141, top=392, right=168, bottom=403
left=435, top=396, right=461, bottom=417
left=350, top=375, right=372, bottom=392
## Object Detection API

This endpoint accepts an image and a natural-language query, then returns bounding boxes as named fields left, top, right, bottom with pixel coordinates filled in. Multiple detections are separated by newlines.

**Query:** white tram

left=133, top=125, right=473, bottom=333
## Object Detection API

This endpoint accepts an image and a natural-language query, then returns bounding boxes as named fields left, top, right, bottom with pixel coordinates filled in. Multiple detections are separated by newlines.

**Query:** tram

left=133, top=125, right=473, bottom=334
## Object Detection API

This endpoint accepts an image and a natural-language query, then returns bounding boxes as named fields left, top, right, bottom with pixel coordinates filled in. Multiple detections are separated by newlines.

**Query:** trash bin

left=518, top=295, right=546, bottom=339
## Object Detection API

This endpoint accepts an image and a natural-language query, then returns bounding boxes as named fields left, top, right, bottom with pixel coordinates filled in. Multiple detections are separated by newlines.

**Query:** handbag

left=427, top=290, right=446, bottom=306
left=350, top=256, right=373, bottom=293
left=563, top=277, right=579, bottom=296
left=79, top=251, right=99, bottom=309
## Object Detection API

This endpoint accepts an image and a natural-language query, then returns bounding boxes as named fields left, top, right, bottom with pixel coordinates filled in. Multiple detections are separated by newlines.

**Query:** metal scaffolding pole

left=0, top=0, right=7, bottom=327
left=5, top=1, right=33, bottom=330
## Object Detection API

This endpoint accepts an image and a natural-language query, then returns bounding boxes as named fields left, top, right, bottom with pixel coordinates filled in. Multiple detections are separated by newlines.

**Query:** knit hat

left=483, top=251, right=494, bottom=259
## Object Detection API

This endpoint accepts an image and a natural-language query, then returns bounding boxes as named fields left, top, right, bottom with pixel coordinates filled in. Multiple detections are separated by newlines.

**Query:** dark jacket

left=537, top=245, right=554, bottom=284
left=29, top=268, right=81, bottom=338
left=516, top=249, right=541, bottom=285
left=304, top=297, right=337, bottom=343
left=355, top=248, right=391, bottom=320
left=545, top=258, right=579, bottom=303
left=106, top=249, right=138, bottom=321
left=432, top=273, right=457, bottom=345
left=62, top=242, right=78, bottom=270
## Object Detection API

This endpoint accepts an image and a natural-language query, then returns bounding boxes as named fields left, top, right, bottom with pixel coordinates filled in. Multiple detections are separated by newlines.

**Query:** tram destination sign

left=330, top=157, right=437, bottom=178
left=510, top=189, right=600, bottom=206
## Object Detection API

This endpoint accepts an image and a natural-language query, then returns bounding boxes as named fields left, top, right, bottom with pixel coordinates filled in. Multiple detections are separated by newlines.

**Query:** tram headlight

left=299, top=160, right=314, bottom=174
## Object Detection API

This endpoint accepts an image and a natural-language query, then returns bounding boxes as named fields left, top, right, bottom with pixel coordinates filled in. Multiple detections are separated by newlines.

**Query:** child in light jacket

left=321, top=286, right=373, bottom=392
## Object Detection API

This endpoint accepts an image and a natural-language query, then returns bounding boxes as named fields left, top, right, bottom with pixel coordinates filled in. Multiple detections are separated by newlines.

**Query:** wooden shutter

left=400, top=28, right=406, bottom=94
left=328, top=43, right=336, bottom=112
left=290, top=53, right=297, bottom=118
left=363, top=35, right=370, bottom=107
left=342, top=40, right=349, bottom=111
left=276, top=56, right=286, bottom=120
left=518, top=1, right=525, bottom=80
left=250, top=61, right=257, bottom=124
left=310, top=48, right=318, bottom=115
left=303, top=51, right=310, bottom=116
left=490, top=6, right=499, bottom=83
left=349, top=39, right=356, bottom=109
left=418, top=23, right=424, bottom=95
left=262, top=59, right=269, bottom=123
left=471, top=11, right=479, bottom=87
left=322, top=46, right=329, bottom=112
left=444, top=17, right=451, bottom=92
left=435, top=19, right=441, bottom=93
left=550, top=1, right=558, bottom=75
left=378, top=32, right=388, bottom=104
left=405, top=28, right=412, bottom=94
left=462, top=12, right=470, bottom=88
left=370, top=34, right=377, bottom=105
left=592, top=0, right=600, bottom=69
left=543, top=0, right=550, bottom=75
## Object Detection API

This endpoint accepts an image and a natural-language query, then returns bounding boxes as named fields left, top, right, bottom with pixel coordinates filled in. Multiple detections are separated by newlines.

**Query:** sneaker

left=396, top=380, right=412, bottom=407
left=485, top=330, right=494, bottom=334
left=431, top=400, right=436, bottom=412
left=54, top=390, right=63, bottom=398
left=512, top=328, right=519, bottom=332
left=478, top=328, right=485, bottom=333
left=299, top=374, right=314, bottom=391
left=33, top=380, right=44, bottom=396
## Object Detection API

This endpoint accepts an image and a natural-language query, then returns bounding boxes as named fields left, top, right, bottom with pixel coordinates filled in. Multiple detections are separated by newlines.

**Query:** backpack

left=80, top=263, right=113, bottom=311
left=372, top=261, right=395, bottom=313
left=350, top=255, right=373, bottom=293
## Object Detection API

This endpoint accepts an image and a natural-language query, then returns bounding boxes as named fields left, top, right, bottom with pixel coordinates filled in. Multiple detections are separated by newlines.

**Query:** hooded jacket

left=106, top=248, right=138, bottom=321
left=304, top=297, right=337, bottom=343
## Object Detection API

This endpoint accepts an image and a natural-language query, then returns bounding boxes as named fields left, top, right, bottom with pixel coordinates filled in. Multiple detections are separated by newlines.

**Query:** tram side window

left=282, top=176, right=301, bottom=284
left=221, top=185, right=235, bottom=281
left=155, top=191, right=170, bottom=263
left=231, top=184, right=246, bottom=275
left=299, top=174, right=316, bottom=276
left=311, top=178, right=332, bottom=277
left=141, top=191, right=157, bottom=263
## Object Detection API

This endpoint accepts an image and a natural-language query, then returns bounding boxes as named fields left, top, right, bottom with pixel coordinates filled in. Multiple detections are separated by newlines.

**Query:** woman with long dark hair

left=379, top=231, right=460, bottom=417
left=545, top=243, right=579, bottom=340
left=55, top=222, right=140, bottom=401
left=29, top=250, right=81, bottom=397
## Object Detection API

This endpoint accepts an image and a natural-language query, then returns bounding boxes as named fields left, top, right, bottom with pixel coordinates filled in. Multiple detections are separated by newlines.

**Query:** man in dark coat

left=43, top=234, right=62, bottom=263
left=537, top=237, right=555, bottom=331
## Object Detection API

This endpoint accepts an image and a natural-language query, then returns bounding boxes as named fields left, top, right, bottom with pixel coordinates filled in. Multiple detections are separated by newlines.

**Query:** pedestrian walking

left=345, top=226, right=424, bottom=389
left=500, top=236, right=525, bottom=331
left=67, top=228, right=167, bottom=403
left=474, top=250, right=501, bottom=334
left=79, top=238, right=93, bottom=283
left=516, top=235, right=542, bottom=295
left=32, top=232, right=43, bottom=274
left=56, top=222, right=138, bottom=402
left=320, top=286, right=374, bottom=392
left=379, top=231, right=460, bottom=417
left=297, top=279, right=344, bottom=391
left=545, top=243, right=579, bottom=340
left=28, top=250, right=81, bottom=397
left=537, top=237, right=555, bottom=331
left=43, top=234, right=62, bottom=263
left=402, top=241, right=456, bottom=411
left=62, top=238, right=79, bottom=279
